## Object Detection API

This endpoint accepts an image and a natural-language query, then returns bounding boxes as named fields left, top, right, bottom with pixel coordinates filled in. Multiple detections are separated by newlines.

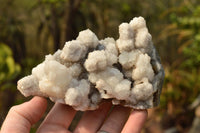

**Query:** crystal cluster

left=17, top=17, right=165, bottom=111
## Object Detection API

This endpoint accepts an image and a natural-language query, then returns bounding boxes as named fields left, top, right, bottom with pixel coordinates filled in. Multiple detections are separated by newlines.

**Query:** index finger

left=1, top=96, right=47, bottom=133
left=121, top=109, right=148, bottom=133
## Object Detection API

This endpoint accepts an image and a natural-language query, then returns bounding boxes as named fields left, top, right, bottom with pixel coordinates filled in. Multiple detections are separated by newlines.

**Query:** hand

left=0, top=96, right=147, bottom=133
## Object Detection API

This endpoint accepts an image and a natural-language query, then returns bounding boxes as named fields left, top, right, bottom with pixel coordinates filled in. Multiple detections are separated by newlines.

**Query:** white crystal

left=17, top=16, right=165, bottom=111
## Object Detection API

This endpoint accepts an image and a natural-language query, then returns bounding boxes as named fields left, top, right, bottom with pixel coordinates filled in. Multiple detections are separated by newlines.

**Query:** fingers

left=99, top=105, right=131, bottom=133
left=73, top=104, right=147, bottom=133
left=1, top=95, right=147, bottom=133
left=37, top=103, right=76, bottom=133
left=74, top=101, right=112, bottom=133
left=121, top=109, right=148, bottom=133
left=1, top=96, right=47, bottom=133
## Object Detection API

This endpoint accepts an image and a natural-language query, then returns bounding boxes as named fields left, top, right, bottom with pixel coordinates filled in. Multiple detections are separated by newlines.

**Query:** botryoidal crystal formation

left=17, top=17, right=165, bottom=111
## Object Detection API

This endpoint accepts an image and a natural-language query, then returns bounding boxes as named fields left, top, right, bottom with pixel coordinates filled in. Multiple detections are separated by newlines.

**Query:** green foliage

left=165, top=2, right=200, bottom=68
left=161, top=68, right=200, bottom=108
left=41, top=0, right=66, bottom=4
left=183, top=41, right=200, bottom=67
left=160, top=1, right=200, bottom=113
left=175, top=7, right=200, bottom=68
left=0, top=43, right=21, bottom=90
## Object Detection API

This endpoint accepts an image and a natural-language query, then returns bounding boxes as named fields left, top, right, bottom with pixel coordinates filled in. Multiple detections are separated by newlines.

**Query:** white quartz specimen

left=60, top=40, right=87, bottom=62
left=132, top=53, right=155, bottom=82
left=17, top=16, right=165, bottom=111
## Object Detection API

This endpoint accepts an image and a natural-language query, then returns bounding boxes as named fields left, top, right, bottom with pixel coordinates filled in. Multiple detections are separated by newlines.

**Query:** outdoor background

left=0, top=0, right=200, bottom=132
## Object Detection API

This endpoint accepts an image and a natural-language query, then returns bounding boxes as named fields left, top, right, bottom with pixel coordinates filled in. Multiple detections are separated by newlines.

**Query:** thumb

left=1, top=96, right=47, bottom=133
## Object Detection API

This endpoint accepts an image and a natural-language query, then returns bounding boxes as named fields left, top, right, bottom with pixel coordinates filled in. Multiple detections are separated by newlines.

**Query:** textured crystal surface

left=17, top=16, right=165, bottom=111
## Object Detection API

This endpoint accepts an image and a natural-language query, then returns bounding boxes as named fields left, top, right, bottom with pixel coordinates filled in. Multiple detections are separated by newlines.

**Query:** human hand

left=1, top=96, right=147, bottom=133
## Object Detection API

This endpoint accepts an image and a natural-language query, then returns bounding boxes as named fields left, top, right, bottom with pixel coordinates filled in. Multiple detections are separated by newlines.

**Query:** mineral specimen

left=17, top=16, right=165, bottom=111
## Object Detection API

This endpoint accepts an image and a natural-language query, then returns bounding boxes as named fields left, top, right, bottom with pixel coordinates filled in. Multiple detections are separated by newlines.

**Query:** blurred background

left=0, top=0, right=200, bottom=132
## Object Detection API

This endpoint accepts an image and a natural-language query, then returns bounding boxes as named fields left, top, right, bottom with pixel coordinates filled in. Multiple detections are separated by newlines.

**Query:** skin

left=0, top=96, right=148, bottom=133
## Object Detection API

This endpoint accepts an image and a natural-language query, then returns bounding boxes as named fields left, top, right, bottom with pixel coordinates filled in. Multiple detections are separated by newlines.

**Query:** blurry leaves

left=0, top=2, right=26, bottom=63
left=161, top=0, right=200, bottom=69
left=161, top=3, right=200, bottom=111
left=0, top=43, right=12, bottom=57
left=40, top=0, right=66, bottom=8
left=161, top=68, right=200, bottom=110
left=42, top=0, right=65, bottom=4
left=121, top=3, right=131, bottom=14
left=182, top=42, right=200, bottom=68
left=0, top=43, right=21, bottom=90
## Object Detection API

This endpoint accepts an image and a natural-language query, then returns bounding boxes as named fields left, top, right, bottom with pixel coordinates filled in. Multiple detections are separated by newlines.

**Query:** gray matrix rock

left=17, top=16, right=165, bottom=111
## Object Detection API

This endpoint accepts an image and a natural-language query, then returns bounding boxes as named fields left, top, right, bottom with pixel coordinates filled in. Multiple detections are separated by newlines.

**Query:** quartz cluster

left=17, top=16, right=165, bottom=111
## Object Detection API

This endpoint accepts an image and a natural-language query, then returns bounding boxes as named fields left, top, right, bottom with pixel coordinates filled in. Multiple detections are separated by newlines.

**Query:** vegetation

left=0, top=0, right=200, bottom=132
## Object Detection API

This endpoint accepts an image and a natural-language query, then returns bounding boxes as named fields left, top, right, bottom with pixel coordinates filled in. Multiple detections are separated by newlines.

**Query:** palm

left=1, top=96, right=147, bottom=133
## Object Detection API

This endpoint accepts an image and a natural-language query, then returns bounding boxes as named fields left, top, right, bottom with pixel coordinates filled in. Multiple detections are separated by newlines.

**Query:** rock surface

left=17, top=16, right=165, bottom=111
